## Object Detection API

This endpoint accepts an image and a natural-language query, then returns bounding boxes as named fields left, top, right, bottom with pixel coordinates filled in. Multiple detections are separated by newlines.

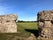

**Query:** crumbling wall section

left=38, top=10, right=53, bottom=40
left=0, top=14, right=17, bottom=33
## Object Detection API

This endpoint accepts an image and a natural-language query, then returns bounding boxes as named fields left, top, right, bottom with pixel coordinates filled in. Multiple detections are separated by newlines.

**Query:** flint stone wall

left=38, top=10, right=53, bottom=39
left=0, top=14, right=17, bottom=33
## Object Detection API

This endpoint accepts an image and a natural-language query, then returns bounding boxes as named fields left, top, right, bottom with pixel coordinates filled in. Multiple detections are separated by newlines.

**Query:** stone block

left=0, top=14, right=17, bottom=33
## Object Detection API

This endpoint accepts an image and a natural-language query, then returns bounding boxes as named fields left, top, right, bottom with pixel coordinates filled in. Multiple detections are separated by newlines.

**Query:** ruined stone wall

left=38, top=10, right=53, bottom=40
left=0, top=14, right=17, bottom=33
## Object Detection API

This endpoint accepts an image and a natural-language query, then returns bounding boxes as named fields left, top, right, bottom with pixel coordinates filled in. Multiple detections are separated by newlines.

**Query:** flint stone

left=39, top=21, right=44, bottom=28
left=0, top=14, right=17, bottom=33
left=44, top=21, right=52, bottom=28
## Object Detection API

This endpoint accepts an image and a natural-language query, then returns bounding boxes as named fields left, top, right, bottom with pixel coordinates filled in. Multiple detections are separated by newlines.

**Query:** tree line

left=17, top=20, right=37, bottom=23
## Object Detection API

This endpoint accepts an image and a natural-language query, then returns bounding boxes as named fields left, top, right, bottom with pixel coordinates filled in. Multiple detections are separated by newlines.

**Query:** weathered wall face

left=0, top=14, right=17, bottom=33
left=38, top=10, right=53, bottom=40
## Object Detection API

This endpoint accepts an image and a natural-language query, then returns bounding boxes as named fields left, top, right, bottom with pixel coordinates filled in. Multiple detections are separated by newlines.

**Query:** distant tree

left=18, top=20, right=23, bottom=22
left=17, top=20, right=37, bottom=23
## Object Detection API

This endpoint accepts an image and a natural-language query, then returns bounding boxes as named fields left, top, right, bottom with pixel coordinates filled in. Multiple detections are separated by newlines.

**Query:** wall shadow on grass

left=25, top=29, right=39, bottom=37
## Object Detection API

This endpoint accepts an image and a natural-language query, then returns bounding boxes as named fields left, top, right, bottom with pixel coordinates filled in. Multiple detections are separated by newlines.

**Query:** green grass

left=17, top=22, right=38, bottom=32
left=17, top=22, right=38, bottom=29
left=0, top=33, right=31, bottom=40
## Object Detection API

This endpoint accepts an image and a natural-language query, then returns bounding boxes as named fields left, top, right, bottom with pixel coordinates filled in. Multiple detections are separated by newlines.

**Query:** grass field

left=17, top=22, right=38, bottom=32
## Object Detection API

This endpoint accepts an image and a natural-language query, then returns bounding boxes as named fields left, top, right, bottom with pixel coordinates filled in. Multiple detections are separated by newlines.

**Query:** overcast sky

left=0, top=0, right=53, bottom=21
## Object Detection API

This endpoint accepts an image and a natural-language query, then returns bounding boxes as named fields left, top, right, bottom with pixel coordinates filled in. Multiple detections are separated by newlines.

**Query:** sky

left=0, top=0, right=53, bottom=21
